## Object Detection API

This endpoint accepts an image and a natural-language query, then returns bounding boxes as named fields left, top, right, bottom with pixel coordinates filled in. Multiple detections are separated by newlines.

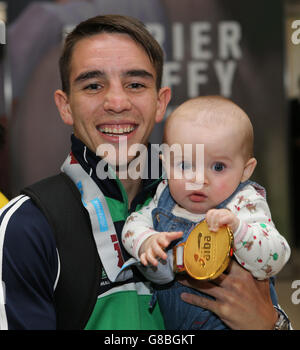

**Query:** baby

left=121, top=95, right=290, bottom=330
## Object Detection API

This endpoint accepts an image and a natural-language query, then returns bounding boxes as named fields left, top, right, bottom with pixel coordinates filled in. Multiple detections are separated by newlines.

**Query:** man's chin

left=95, top=140, right=149, bottom=180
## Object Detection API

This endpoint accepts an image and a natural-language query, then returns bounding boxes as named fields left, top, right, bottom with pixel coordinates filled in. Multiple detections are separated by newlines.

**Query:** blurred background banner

left=0, top=0, right=297, bottom=248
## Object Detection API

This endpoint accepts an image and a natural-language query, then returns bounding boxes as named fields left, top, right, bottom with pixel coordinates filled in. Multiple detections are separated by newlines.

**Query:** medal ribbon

left=61, top=153, right=133, bottom=283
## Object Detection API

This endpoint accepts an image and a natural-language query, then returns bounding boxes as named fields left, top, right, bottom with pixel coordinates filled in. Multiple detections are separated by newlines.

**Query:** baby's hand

left=206, top=208, right=240, bottom=233
left=139, top=231, right=183, bottom=266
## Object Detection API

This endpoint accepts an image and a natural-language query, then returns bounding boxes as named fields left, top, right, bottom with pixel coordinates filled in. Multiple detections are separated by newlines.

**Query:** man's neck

left=116, top=149, right=149, bottom=207
left=119, top=176, right=142, bottom=207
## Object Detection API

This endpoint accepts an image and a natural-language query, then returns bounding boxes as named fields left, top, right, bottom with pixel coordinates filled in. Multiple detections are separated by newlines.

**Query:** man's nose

left=103, top=82, right=132, bottom=113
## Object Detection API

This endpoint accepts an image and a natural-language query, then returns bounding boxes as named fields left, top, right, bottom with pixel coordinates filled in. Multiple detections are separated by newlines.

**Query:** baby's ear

left=241, top=157, right=257, bottom=182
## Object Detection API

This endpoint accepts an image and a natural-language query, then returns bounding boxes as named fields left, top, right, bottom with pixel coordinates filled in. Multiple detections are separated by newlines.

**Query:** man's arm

left=179, top=260, right=280, bottom=330
left=0, top=196, right=58, bottom=329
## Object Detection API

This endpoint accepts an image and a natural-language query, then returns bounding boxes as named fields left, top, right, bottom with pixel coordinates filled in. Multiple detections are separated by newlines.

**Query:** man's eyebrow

left=124, top=69, right=154, bottom=80
left=73, top=69, right=154, bottom=85
left=73, top=70, right=104, bottom=84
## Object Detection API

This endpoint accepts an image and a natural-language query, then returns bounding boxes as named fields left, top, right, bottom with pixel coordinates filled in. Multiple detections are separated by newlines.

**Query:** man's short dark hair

left=59, top=14, right=164, bottom=94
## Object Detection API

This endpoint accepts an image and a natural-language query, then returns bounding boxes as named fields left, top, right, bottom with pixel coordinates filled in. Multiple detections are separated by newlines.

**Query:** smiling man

left=0, top=15, right=170, bottom=330
left=54, top=28, right=170, bottom=205
left=0, top=15, right=285, bottom=330
left=55, top=33, right=168, bottom=156
left=55, top=28, right=170, bottom=203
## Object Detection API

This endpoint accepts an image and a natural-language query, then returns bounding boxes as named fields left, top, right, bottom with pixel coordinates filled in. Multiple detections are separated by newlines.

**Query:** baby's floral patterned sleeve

left=227, top=185, right=291, bottom=280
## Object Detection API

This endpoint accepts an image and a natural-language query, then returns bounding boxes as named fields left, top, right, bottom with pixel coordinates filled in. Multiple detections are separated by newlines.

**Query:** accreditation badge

left=173, top=221, right=234, bottom=280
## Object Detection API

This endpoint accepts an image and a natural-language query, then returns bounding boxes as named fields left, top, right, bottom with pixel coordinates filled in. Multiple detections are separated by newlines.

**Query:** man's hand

left=206, top=208, right=239, bottom=233
left=139, top=231, right=183, bottom=266
left=179, top=260, right=278, bottom=330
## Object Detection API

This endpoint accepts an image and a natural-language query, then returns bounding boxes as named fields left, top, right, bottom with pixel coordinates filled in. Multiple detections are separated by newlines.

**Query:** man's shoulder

left=0, top=195, right=56, bottom=250
left=1, top=196, right=59, bottom=330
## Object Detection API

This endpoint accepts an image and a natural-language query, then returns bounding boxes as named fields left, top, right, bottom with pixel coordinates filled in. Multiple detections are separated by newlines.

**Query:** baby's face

left=164, top=119, right=249, bottom=214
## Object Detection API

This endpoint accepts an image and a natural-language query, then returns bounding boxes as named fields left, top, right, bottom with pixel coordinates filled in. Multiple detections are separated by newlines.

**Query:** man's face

left=55, top=33, right=170, bottom=165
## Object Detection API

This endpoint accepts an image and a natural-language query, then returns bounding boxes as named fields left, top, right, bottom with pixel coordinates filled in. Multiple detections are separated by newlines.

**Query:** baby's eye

left=212, top=162, right=226, bottom=172
left=177, top=161, right=192, bottom=171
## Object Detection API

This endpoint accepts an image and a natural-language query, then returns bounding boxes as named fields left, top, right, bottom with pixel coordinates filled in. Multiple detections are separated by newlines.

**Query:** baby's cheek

left=214, top=181, right=235, bottom=201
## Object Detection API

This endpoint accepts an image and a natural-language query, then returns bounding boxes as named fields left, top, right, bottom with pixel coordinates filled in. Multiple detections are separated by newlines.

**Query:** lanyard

left=61, top=153, right=133, bottom=283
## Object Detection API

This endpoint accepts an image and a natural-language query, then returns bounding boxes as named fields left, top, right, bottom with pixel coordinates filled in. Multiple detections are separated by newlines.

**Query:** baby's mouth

left=189, top=192, right=207, bottom=202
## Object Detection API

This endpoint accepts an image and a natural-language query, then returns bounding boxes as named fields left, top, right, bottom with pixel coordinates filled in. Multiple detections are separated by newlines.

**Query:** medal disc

left=183, top=221, right=233, bottom=280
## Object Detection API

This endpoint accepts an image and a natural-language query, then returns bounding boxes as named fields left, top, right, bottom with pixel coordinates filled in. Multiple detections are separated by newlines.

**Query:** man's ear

left=54, top=89, right=74, bottom=126
left=241, top=157, right=257, bottom=182
left=155, top=86, right=171, bottom=123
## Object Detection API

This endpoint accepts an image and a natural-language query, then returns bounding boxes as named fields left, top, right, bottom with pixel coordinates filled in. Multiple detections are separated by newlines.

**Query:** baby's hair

left=164, top=95, right=254, bottom=160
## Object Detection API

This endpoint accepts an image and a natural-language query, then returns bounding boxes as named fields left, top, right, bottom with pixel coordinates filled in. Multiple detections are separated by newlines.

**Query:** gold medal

left=173, top=221, right=234, bottom=280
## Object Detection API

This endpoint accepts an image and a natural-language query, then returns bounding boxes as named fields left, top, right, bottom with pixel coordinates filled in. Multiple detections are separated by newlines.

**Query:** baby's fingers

left=140, top=250, right=159, bottom=266
left=158, top=231, right=183, bottom=248
left=145, top=244, right=167, bottom=266
left=140, top=252, right=148, bottom=266
left=206, top=209, right=220, bottom=231
left=151, top=240, right=168, bottom=262
left=165, top=231, right=184, bottom=242
left=206, top=209, right=230, bottom=232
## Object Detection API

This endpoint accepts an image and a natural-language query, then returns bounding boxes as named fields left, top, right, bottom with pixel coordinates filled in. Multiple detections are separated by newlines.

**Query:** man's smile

left=96, top=122, right=138, bottom=141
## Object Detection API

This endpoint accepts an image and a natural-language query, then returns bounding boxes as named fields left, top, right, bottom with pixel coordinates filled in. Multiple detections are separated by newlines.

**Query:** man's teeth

left=99, top=126, right=135, bottom=134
